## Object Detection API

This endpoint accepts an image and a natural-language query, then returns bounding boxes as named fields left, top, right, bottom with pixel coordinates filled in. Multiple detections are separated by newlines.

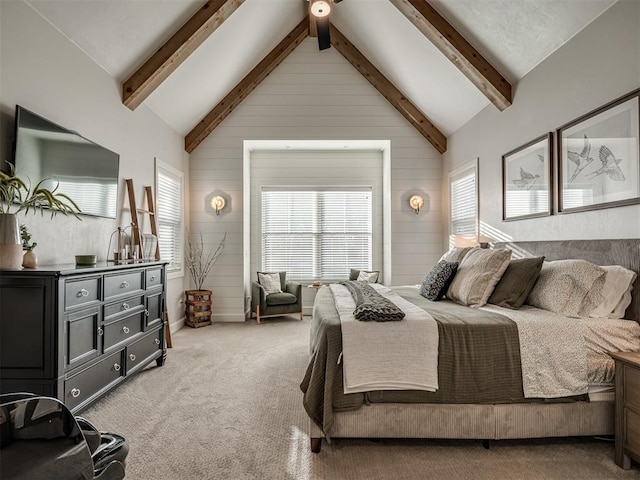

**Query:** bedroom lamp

left=451, top=234, right=494, bottom=248
left=409, top=194, right=424, bottom=214
left=210, top=195, right=226, bottom=216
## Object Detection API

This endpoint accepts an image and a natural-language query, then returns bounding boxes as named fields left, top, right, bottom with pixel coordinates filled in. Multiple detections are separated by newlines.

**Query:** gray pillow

left=488, top=257, right=545, bottom=309
left=446, top=248, right=512, bottom=308
left=439, top=247, right=472, bottom=264
left=420, top=261, right=459, bottom=301
left=526, top=259, right=606, bottom=317
left=349, top=269, right=380, bottom=282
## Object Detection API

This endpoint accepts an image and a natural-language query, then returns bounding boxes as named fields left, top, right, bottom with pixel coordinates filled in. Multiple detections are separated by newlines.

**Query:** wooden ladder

left=125, top=179, right=173, bottom=348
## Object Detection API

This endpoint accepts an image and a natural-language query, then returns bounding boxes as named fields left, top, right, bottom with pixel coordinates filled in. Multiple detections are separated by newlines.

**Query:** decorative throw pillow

left=488, top=256, right=545, bottom=309
left=526, top=259, right=606, bottom=317
left=257, top=272, right=283, bottom=294
left=439, top=247, right=472, bottom=264
left=589, top=265, right=637, bottom=319
left=446, top=248, right=512, bottom=308
left=419, top=261, right=459, bottom=301
left=349, top=269, right=379, bottom=282
left=357, top=271, right=379, bottom=283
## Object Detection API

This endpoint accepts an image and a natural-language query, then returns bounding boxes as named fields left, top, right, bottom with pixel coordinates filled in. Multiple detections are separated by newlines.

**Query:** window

left=156, top=161, right=183, bottom=275
left=261, top=188, right=372, bottom=281
left=449, top=160, right=478, bottom=235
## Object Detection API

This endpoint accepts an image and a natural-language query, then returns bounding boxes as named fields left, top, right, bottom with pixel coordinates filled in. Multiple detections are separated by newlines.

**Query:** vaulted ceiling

left=26, top=0, right=616, bottom=152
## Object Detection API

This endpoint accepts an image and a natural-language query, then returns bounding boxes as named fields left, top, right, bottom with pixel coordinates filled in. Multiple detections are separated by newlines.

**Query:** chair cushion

left=266, top=292, right=298, bottom=306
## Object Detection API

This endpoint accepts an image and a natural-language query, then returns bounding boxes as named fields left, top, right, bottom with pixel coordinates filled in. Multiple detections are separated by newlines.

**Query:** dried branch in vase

left=185, top=231, right=226, bottom=291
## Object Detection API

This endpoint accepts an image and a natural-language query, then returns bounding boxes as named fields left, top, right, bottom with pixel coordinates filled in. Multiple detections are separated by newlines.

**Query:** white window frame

left=155, top=159, right=184, bottom=279
left=449, top=158, right=479, bottom=238
left=261, top=187, right=373, bottom=281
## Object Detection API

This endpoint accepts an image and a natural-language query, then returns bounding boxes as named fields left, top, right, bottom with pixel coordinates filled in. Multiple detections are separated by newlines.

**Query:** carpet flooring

left=82, top=317, right=640, bottom=480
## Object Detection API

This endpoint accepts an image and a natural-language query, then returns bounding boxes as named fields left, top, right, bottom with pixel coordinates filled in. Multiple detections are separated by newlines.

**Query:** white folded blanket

left=330, top=283, right=439, bottom=394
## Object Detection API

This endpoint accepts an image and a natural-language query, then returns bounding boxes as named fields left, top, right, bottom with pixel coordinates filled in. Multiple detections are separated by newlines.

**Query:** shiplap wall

left=190, top=38, right=442, bottom=322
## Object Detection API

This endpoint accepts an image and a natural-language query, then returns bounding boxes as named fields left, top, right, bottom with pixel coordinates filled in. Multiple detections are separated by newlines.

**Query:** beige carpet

left=83, top=317, right=640, bottom=480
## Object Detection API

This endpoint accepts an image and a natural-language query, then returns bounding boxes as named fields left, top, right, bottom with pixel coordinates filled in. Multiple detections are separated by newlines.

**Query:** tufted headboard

left=494, top=239, right=640, bottom=323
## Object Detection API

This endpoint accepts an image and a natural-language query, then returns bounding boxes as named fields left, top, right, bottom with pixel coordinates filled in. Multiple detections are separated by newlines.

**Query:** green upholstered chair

left=251, top=272, right=303, bottom=324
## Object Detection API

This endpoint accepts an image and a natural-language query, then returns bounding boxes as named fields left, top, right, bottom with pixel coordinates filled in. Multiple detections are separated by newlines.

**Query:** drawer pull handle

left=97, top=327, right=104, bottom=336
left=154, top=338, right=160, bottom=345
left=122, top=326, right=130, bottom=334
left=120, top=281, right=129, bottom=289
left=78, top=288, right=89, bottom=297
left=129, top=354, right=136, bottom=362
left=150, top=276, right=156, bottom=281
left=114, top=363, right=121, bottom=372
left=71, top=388, right=81, bottom=398
left=144, top=309, right=149, bottom=317
left=122, top=302, right=130, bottom=310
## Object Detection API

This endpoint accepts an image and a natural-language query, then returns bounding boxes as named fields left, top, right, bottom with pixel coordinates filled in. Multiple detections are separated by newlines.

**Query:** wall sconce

left=210, top=195, right=226, bottom=216
left=409, top=194, right=424, bottom=214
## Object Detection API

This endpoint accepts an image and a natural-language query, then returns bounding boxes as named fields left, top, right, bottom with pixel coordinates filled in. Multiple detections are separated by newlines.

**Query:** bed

left=300, top=239, right=640, bottom=453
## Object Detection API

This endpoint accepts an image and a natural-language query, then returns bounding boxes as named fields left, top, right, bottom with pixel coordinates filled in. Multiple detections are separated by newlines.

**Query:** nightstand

left=610, top=351, right=640, bottom=469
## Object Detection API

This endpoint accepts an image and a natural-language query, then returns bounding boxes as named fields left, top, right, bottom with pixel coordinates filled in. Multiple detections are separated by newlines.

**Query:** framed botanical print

left=558, top=88, right=640, bottom=213
left=502, top=133, right=553, bottom=221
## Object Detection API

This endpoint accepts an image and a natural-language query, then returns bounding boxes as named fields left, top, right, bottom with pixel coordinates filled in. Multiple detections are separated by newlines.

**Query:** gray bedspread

left=300, top=285, right=586, bottom=436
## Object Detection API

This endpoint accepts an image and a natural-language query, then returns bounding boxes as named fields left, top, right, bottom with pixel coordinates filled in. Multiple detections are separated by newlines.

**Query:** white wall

left=443, top=0, right=640, bottom=243
left=0, top=1, right=189, bottom=331
left=190, top=38, right=443, bottom=322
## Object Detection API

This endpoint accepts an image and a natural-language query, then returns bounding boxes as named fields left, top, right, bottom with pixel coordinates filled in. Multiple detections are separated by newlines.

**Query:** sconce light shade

left=409, top=194, right=425, bottom=214
left=310, top=0, right=331, bottom=17
left=211, top=195, right=226, bottom=216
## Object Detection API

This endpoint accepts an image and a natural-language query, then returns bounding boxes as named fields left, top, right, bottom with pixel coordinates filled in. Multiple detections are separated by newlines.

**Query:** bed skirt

left=309, top=401, right=614, bottom=450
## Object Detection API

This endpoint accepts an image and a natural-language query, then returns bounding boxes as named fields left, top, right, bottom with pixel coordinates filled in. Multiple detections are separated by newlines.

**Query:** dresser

left=0, top=261, right=167, bottom=413
left=610, top=351, right=640, bottom=469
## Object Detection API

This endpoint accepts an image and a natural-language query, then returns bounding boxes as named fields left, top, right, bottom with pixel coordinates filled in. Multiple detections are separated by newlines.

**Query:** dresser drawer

left=624, top=365, right=640, bottom=411
left=104, top=295, right=144, bottom=321
left=104, top=271, right=143, bottom=300
left=64, top=277, right=100, bottom=310
left=146, top=268, right=163, bottom=289
left=103, top=312, right=144, bottom=352
left=64, top=350, right=123, bottom=411
left=126, top=328, right=162, bottom=374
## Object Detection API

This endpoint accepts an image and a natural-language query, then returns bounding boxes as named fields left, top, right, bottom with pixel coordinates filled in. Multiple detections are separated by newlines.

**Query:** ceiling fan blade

left=316, top=15, right=330, bottom=50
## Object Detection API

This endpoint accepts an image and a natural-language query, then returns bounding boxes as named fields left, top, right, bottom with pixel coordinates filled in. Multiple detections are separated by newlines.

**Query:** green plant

left=20, top=224, right=37, bottom=251
left=0, top=162, right=81, bottom=218
left=185, top=231, right=226, bottom=291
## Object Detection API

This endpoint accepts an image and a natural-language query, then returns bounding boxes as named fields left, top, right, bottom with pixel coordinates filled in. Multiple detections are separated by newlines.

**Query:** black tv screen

left=12, top=105, right=120, bottom=218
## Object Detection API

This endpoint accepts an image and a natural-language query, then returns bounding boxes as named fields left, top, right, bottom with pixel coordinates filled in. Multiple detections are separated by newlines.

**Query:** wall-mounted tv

left=11, top=105, right=120, bottom=219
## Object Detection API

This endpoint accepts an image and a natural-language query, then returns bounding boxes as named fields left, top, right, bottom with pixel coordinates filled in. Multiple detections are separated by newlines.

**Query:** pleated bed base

left=310, top=401, right=614, bottom=444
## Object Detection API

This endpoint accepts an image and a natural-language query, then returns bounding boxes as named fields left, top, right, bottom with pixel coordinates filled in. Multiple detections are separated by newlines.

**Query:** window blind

left=450, top=165, right=477, bottom=235
left=261, top=188, right=372, bottom=280
left=156, top=167, right=183, bottom=273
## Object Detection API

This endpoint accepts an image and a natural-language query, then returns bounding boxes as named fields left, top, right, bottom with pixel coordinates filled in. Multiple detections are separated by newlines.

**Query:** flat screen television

left=11, top=105, right=120, bottom=218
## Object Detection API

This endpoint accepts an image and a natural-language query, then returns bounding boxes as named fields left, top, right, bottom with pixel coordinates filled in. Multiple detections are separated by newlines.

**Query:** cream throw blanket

left=329, top=283, right=439, bottom=394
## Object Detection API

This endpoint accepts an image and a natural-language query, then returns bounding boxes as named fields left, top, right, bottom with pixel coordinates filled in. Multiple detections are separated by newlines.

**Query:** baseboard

left=170, top=315, right=186, bottom=332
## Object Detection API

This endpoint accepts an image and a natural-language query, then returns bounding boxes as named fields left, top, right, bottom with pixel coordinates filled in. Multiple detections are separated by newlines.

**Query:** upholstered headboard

left=494, top=239, right=640, bottom=323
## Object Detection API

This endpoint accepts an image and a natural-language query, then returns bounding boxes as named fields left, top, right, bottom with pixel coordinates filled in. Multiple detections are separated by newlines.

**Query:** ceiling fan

left=309, top=0, right=343, bottom=51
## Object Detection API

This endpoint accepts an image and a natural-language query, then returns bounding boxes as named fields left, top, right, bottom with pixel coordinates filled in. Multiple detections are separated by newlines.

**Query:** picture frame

left=557, top=88, right=640, bottom=214
left=502, top=132, right=553, bottom=221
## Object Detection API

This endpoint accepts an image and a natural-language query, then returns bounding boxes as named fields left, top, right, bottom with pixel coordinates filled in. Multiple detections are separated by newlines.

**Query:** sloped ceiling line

left=390, top=0, right=512, bottom=111
left=122, top=0, right=245, bottom=111
left=329, top=23, right=447, bottom=154
left=185, top=17, right=310, bottom=153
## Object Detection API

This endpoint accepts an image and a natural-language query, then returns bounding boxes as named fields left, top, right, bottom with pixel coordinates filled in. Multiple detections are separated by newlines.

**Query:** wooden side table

left=610, top=351, right=640, bottom=469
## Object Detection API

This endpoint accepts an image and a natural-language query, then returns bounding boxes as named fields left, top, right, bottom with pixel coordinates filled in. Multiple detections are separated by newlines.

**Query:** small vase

left=23, top=249, right=38, bottom=269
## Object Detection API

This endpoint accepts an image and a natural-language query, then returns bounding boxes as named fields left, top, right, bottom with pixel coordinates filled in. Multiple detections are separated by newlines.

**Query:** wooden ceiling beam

left=185, top=18, right=309, bottom=153
left=122, top=0, right=245, bottom=111
left=330, top=24, right=447, bottom=154
left=389, top=0, right=512, bottom=111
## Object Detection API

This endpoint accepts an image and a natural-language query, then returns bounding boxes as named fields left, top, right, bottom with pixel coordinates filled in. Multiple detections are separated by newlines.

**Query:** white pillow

left=258, top=272, right=282, bottom=294
left=357, top=271, right=379, bottom=283
left=589, top=265, right=637, bottom=319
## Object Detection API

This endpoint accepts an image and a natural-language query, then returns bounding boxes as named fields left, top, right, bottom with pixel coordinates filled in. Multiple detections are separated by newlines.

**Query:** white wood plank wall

left=189, top=38, right=443, bottom=322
